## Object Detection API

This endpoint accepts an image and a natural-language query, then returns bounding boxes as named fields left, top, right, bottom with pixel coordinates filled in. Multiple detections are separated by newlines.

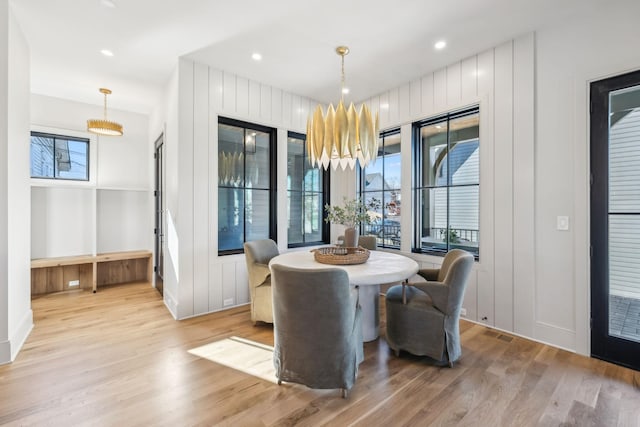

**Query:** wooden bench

left=31, top=250, right=153, bottom=295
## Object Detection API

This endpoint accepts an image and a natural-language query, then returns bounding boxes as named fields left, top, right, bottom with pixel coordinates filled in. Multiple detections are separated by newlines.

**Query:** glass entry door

left=591, top=70, right=640, bottom=371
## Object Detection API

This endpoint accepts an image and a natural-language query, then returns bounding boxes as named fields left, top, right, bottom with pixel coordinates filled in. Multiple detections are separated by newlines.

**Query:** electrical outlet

left=460, top=308, right=467, bottom=317
left=68, top=280, right=80, bottom=287
left=223, top=298, right=234, bottom=307
left=557, top=215, right=570, bottom=231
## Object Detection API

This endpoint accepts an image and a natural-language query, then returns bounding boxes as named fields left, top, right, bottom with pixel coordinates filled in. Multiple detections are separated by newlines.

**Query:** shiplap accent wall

left=354, top=34, right=538, bottom=343
left=175, top=34, right=582, bottom=351
left=174, top=34, right=550, bottom=348
left=174, top=59, right=318, bottom=319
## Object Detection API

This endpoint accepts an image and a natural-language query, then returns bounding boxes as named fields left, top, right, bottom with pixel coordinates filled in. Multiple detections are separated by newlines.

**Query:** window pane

left=56, top=139, right=88, bottom=180
left=382, top=133, right=402, bottom=190
left=246, top=189, right=270, bottom=241
left=30, top=133, right=89, bottom=181
left=287, top=132, right=327, bottom=247
left=31, top=135, right=54, bottom=178
left=413, top=106, right=480, bottom=258
left=609, top=89, right=640, bottom=213
left=421, top=122, right=448, bottom=187
left=218, top=118, right=275, bottom=254
left=419, top=187, right=448, bottom=252
left=287, top=190, right=304, bottom=245
left=363, top=157, right=383, bottom=191
left=303, top=193, right=323, bottom=241
left=449, top=186, right=479, bottom=254
left=360, top=130, right=402, bottom=249
left=304, top=168, right=322, bottom=192
left=287, top=136, right=304, bottom=192
left=247, top=130, right=270, bottom=189
left=218, top=187, right=245, bottom=251
left=362, top=191, right=383, bottom=235
left=449, top=113, right=479, bottom=186
left=218, top=124, right=245, bottom=187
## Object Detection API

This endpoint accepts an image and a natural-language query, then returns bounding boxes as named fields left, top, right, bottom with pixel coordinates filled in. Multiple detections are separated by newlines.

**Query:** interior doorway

left=154, top=134, right=164, bottom=296
left=590, top=69, right=640, bottom=371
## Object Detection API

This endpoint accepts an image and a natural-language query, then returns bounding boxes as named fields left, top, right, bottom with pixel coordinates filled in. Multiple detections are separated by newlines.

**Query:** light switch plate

left=557, top=216, right=570, bottom=231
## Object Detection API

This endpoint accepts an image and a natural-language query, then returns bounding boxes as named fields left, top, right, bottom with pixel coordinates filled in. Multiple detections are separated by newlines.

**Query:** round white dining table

left=269, top=250, right=419, bottom=342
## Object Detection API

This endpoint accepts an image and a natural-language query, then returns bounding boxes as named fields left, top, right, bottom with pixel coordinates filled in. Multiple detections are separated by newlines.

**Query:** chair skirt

left=385, top=284, right=447, bottom=361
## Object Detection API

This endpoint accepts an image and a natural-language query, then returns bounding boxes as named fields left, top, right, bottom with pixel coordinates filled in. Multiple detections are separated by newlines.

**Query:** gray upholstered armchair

left=385, top=249, right=474, bottom=366
left=337, top=234, right=377, bottom=250
left=243, top=239, right=279, bottom=324
left=357, top=235, right=377, bottom=250
left=271, top=264, right=363, bottom=398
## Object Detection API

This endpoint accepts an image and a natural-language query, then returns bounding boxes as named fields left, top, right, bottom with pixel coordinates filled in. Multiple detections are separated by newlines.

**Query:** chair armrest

left=252, top=263, right=272, bottom=288
left=418, top=268, right=440, bottom=281
left=412, top=281, right=449, bottom=313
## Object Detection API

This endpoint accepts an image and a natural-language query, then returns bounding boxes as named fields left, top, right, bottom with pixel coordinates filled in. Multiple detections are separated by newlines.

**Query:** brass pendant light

left=87, top=88, right=123, bottom=136
left=306, top=46, right=379, bottom=170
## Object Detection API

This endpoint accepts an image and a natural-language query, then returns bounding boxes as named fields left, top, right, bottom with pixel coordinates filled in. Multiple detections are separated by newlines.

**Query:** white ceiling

left=10, top=0, right=598, bottom=115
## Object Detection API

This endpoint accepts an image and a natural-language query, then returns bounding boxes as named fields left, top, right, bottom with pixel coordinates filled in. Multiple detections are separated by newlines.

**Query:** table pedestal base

left=359, top=284, right=380, bottom=342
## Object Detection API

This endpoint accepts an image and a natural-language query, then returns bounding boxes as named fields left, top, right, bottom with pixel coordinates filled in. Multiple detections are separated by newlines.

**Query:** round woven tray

left=312, top=246, right=370, bottom=265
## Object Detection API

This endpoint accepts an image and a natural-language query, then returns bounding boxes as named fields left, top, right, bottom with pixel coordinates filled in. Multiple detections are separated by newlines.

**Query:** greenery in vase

left=324, top=197, right=381, bottom=228
left=440, top=226, right=460, bottom=243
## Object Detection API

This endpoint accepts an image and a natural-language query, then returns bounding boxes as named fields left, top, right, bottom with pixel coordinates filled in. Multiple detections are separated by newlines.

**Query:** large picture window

left=358, top=129, right=402, bottom=249
left=218, top=117, right=276, bottom=255
left=413, top=106, right=479, bottom=258
left=30, top=132, right=89, bottom=181
left=287, top=132, right=329, bottom=247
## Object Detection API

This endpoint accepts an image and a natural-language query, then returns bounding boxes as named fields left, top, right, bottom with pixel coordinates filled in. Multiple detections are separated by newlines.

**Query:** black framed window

left=217, top=117, right=276, bottom=255
left=413, top=106, right=479, bottom=258
left=287, top=131, right=330, bottom=247
left=30, top=132, right=89, bottom=181
left=358, top=128, right=402, bottom=249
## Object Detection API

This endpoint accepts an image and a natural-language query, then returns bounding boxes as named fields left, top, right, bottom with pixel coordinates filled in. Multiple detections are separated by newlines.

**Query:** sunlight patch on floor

left=188, top=336, right=277, bottom=383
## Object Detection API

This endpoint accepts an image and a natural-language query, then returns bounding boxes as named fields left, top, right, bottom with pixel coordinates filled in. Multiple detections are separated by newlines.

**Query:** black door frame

left=154, top=134, right=164, bottom=296
left=590, top=69, right=640, bottom=371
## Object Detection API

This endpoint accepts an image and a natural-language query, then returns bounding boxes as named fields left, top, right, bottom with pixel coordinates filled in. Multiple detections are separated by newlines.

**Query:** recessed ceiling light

left=101, top=0, right=116, bottom=8
left=434, top=40, right=447, bottom=50
left=100, top=49, right=114, bottom=57
left=342, top=87, right=350, bottom=95
left=252, top=53, right=262, bottom=61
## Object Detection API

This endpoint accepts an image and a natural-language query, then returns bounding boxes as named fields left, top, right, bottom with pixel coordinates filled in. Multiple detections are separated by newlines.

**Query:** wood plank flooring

left=1, top=283, right=639, bottom=426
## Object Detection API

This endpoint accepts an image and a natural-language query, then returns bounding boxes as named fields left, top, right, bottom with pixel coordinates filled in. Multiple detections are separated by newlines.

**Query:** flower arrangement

left=324, top=197, right=381, bottom=228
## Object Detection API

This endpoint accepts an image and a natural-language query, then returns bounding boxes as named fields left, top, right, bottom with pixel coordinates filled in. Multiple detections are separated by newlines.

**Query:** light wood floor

left=1, top=283, right=639, bottom=426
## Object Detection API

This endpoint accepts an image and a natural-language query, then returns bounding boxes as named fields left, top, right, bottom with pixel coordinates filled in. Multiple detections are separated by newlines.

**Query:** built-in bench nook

left=31, top=250, right=153, bottom=296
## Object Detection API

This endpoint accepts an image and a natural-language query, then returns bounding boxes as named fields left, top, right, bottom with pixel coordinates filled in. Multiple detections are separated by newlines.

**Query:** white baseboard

left=0, top=309, right=34, bottom=365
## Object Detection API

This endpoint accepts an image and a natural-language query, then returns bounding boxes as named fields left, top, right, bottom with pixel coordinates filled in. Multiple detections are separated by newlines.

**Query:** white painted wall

left=30, top=95, right=153, bottom=259
left=536, top=2, right=640, bottom=354
left=31, top=94, right=151, bottom=190
left=0, top=3, right=33, bottom=364
left=151, top=65, right=180, bottom=317
left=31, top=187, right=94, bottom=258
left=0, top=0, right=9, bottom=363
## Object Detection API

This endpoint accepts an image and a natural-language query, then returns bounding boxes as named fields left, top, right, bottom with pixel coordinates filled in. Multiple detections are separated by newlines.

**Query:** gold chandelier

left=306, top=46, right=378, bottom=170
left=87, top=88, right=123, bottom=136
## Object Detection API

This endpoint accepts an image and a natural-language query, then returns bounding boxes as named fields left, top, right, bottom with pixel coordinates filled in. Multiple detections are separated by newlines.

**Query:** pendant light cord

left=340, top=53, right=345, bottom=102
left=103, top=92, right=108, bottom=120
